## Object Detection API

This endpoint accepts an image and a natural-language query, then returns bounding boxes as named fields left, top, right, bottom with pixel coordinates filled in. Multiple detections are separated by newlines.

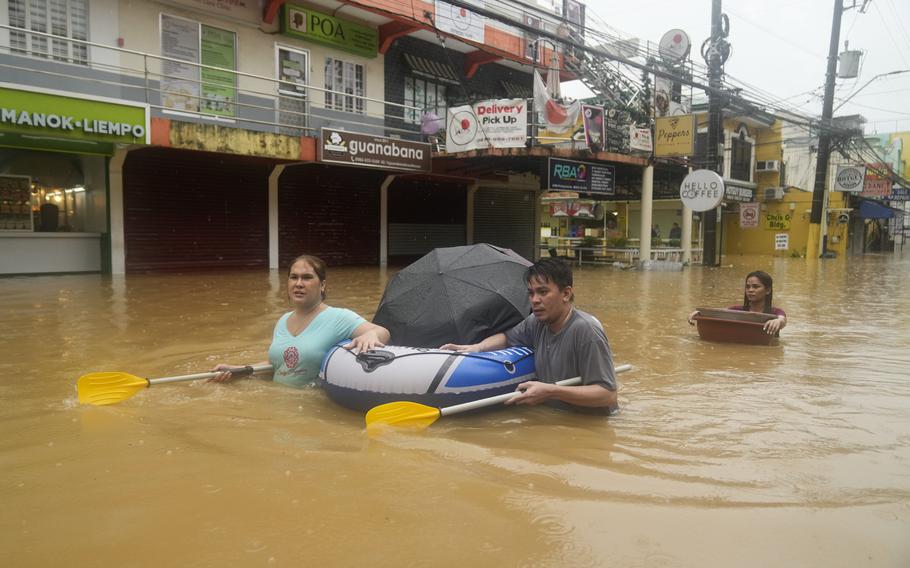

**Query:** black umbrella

left=374, top=244, right=533, bottom=348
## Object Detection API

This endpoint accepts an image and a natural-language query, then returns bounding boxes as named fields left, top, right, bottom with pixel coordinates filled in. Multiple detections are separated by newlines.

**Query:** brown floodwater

left=2, top=255, right=909, bottom=567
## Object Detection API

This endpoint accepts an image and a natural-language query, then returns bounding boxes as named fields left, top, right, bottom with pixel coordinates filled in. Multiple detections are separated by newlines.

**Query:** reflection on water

left=2, top=257, right=910, bottom=566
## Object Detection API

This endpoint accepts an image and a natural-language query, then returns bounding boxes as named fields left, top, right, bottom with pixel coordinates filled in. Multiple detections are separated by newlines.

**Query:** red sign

left=862, top=163, right=893, bottom=197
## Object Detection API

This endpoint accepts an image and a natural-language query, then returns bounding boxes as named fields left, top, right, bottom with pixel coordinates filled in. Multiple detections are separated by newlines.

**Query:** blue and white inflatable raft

left=319, top=344, right=535, bottom=411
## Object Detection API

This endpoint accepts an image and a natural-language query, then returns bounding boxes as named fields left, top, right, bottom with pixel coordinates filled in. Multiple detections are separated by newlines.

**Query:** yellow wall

left=890, top=131, right=910, bottom=178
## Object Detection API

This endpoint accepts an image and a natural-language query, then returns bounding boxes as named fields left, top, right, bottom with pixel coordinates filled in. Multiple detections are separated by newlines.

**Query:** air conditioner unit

left=756, top=160, right=780, bottom=172
left=763, top=187, right=785, bottom=201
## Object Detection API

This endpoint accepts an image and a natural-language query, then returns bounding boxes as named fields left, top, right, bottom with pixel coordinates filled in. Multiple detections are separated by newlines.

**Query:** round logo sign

left=659, top=29, right=691, bottom=62
left=835, top=166, right=864, bottom=191
left=680, top=169, right=725, bottom=212
left=448, top=110, right=478, bottom=146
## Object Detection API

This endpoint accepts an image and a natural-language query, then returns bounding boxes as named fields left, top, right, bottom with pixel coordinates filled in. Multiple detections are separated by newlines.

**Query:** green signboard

left=282, top=4, right=378, bottom=58
left=0, top=86, right=149, bottom=151
left=200, top=25, right=237, bottom=117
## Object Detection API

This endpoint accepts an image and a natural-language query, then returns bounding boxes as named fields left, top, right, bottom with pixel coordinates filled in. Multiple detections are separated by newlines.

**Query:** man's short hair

left=525, top=257, right=573, bottom=290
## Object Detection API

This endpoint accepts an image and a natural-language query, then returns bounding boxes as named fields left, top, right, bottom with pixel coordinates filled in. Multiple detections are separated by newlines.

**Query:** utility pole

left=808, top=0, right=845, bottom=258
left=703, top=0, right=727, bottom=266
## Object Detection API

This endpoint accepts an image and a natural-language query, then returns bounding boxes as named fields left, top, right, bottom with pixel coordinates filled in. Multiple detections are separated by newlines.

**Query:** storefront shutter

left=473, top=187, right=537, bottom=261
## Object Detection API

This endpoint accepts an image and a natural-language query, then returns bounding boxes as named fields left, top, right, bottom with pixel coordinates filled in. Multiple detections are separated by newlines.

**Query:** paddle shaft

left=149, top=364, right=274, bottom=386
left=438, top=363, right=632, bottom=417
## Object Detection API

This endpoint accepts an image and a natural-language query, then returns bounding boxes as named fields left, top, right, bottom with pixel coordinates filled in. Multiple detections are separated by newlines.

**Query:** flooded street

left=2, top=255, right=909, bottom=567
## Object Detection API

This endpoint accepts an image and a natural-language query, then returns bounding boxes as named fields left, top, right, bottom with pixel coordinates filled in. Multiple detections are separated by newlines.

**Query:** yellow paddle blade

left=77, top=372, right=150, bottom=406
left=365, top=401, right=442, bottom=432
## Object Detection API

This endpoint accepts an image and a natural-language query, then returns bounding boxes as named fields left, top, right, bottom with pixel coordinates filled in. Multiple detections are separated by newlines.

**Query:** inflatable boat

left=319, top=344, right=535, bottom=411
left=692, top=307, right=779, bottom=346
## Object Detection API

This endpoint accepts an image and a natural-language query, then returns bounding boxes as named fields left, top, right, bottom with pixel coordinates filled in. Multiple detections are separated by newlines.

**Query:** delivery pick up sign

left=680, top=169, right=724, bottom=212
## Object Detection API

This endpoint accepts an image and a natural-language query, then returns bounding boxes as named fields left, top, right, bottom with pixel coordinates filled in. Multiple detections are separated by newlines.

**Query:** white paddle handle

left=149, top=364, right=274, bottom=386
left=439, top=363, right=632, bottom=417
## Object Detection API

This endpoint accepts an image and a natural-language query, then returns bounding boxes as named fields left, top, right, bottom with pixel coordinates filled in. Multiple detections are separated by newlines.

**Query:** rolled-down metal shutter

left=387, top=178, right=467, bottom=262
left=278, top=165, right=384, bottom=267
left=473, top=187, right=537, bottom=261
left=123, top=148, right=271, bottom=272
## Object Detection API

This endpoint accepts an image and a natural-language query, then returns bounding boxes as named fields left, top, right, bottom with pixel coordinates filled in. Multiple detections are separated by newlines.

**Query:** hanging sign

left=889, top=186, right=910, bottom=201
left=545, top=158, right=615, bottom=195
left=434, top=0, right=485, bottom=43
left=282, top=4, right=378, bottom=57
left=654, top=115, right=694, bottom=156
left=739, top=202, right=760, bottom=228
left=862, top=163, right=893, bottom=197
left=833, top=165, right=866, bottom=192
left=319, top=128, right=431, bottom=172
left=445, top=99, right=526, bottom=152
left=679, top=169, right=723, bottom=212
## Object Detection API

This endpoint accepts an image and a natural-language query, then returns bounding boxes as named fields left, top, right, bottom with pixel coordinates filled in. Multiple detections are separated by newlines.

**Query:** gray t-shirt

left=505, top=308, right=617, bottom=413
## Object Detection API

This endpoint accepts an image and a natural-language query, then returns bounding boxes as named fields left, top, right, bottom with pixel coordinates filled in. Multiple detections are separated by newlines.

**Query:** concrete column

left=380, top=175, right=396, bottom=266
left=681, top=203, right=693, bottom=264
left=268, top=165, right=286, bottom=270
left=108, top=147, right=130, bottom=275
left=639, top=164, right=654, bottom=264
left=466, top=182, right=478, bottom=245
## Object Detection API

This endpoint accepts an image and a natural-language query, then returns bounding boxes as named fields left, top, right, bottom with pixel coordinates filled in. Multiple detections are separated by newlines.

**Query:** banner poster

left=445, top=99, right=526, bottom=153
left=739, top=202, right=760, bottom=229
left=862, top=163, right=893, bottom=197
left=582, top=105, right=604, bottom=152
left=604, top=107, right=631, bottom=153
left=630, top=126, right=653, bottom=152
left=434, top=0, right=485, bottom=43
left=200, top=25, right=237, bottom=117
left=160, top=14, right=200, bottom=112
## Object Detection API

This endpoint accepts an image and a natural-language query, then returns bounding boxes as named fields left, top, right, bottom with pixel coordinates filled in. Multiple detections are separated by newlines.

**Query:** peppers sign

left=0, top=85, right=149, bottom=144
left=680, top=169, right=724, bottom=212
left=833, top=165, right=866, bottom=192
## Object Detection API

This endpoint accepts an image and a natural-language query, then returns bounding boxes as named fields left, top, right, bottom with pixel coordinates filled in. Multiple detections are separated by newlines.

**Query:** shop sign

left=630, top=126, right=652, bottom=152
left=724, top=184, right=754, bottom=202
left=545, top=158, right=615, bottom=195
left=833, top=165, right=865, bottom=192
left=434, top=0, right=485, bottom=43
left=739, top=202, right=759, bottom=228
left=319, top=128, right=431, bottom=172
left=0, top=85, right=149, bottom=144
left=775, top=233, right=789, bottom=251
left=166, top=0, right=262, bottom=25
left=679, top=169, right=723, bottom=212
left=862, top=163, right=893, bottom=197
left=763, top=212, right=792, bottom=231
left=654, top=114, right=694, bottom=157
left=889, top=186, right=910, bottom=201
left=445, top=99, right=527, bottom=152
left=283, top=4, right=378, bottom=58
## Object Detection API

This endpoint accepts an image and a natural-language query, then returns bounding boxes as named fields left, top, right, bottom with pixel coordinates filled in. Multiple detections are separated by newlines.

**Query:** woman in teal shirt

left=211, top=254, right=390, bottom=387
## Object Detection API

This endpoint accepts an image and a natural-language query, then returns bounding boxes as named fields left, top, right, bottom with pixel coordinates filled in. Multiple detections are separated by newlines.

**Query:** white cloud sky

left=564, top=0, right=910, bottom=133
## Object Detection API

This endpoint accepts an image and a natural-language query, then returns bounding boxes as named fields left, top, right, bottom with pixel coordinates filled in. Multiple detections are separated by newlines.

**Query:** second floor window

left=325, top=58, right=364, bottom=114
left=403, top=77, right=447, bottom=125
left=9, top=0, right=88, bottom=65
left=730, top=136, right=752, bottom=181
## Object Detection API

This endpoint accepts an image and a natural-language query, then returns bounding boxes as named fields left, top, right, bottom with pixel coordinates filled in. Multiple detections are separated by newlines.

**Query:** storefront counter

left=0, top=232, right=102, bottom=275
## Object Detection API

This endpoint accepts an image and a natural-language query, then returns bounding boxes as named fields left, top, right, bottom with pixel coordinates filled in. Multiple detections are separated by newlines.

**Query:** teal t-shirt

left=268, top=307, right=365, bottom=388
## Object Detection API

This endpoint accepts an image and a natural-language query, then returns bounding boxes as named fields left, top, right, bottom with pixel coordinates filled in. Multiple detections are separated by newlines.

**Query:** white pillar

left=380, top=175, right=396, bottom=266
left=108, top=147, right=130, bottom=275
left=268, top=165, right=285, bottom=270
left=466, top=182, right=478, bottom=245
left=682, top=204, right=693, bottom=264
left=639, top=165, right=654, bottom=264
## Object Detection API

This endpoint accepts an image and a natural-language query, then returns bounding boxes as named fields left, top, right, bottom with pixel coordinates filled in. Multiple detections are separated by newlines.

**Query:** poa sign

left=680, top=169, right=724, bottom=212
